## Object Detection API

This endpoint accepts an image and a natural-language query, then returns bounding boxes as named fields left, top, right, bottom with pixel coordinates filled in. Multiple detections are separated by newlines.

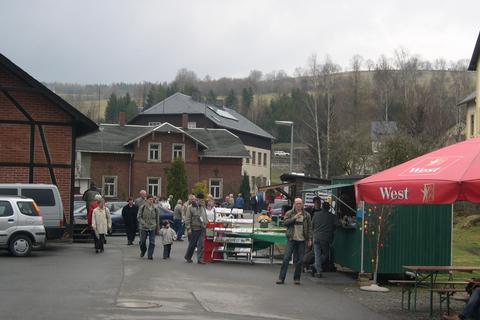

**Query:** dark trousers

left=125, top=224, right=136, bottom=244
left=461, top=287, right=480, bottom=320
left=139, top=229, right=156, bottom=258
left=184, top=229, right=205, bottom=262
left=279, top=240, right=305, bottom=281
left=173, top=219, right=184, bottom=240
left=95, top=234, right=105, bottom=251
left=91, top=229, right=98, bottom=248
left=163, top=244, right=172, bottom=258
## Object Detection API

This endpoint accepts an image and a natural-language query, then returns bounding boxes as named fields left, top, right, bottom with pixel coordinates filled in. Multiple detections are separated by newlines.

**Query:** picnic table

left=402, top=265, right=480, bottom=317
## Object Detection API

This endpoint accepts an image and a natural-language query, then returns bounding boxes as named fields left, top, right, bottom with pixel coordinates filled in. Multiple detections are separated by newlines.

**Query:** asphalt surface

left=0, top=236, right=389, bottom=320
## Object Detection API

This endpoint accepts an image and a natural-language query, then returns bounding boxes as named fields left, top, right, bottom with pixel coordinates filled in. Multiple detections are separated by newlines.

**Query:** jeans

left=279, top=240, right=305, bottom=281
left=163, top=244, right=172, bottom=258
left=461, top=287, right=480, bottom=320
left=139, top=229, right=156, bottom=258
left=313, top=241, right=330, bottom=274
left=173, top=219, right=184, bottom=240
left=184, top=229, right=205, bottom=262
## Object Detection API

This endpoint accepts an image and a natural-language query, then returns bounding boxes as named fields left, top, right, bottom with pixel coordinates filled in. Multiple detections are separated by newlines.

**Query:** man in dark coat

left=311, top=201, right=337, bottom=277
left=82, top=182, right=101, bottom=209
left=122, top=197, right=138, bottom=245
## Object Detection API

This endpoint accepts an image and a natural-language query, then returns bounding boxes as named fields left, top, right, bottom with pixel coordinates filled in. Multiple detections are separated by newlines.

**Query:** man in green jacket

left=276, top=198, right=312, bottom=285
left=138, top=195, right=160, bottom=260
left=184, top=192, right=208, bottom=264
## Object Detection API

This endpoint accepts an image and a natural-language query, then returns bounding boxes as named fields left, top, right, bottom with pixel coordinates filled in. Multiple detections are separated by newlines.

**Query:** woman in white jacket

left=92, top=198, right=112, bottom=253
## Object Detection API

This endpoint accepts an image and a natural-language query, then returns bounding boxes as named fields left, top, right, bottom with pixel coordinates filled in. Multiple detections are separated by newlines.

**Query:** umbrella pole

left=360, top=201, right=365, bottom=274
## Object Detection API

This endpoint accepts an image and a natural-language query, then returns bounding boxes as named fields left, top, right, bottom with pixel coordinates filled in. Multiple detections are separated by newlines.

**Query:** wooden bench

left=388, top=280, right=417, bottom=310
left=431, top=288, right=466, bottom=315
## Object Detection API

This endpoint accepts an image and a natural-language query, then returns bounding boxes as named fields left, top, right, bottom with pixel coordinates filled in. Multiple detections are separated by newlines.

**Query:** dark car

left=110, top=205, right=174, bottom=234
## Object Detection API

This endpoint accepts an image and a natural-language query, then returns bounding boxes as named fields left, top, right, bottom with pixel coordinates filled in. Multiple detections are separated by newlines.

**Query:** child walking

left=159, top=221, right=177, bottom=259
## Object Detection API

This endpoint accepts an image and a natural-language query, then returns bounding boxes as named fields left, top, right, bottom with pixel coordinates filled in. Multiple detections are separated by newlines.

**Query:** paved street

left=0, top=236, right=388, bottom=320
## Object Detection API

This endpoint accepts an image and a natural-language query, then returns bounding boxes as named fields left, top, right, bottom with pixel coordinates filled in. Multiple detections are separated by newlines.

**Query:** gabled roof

left=133, top=92, right=275, bottom=140
left=468, top=32, right=480, bottom=71
left=77, top=123, right=249, bottom=159
left=77, top=124, right=151, bottom=154
left=123, top=122, right=208, bottom=148
left=186, top=128, right=250, bottom=158
left=0, top=53, right=97, bottom=136
left=457, top=92, right=476, bottom=106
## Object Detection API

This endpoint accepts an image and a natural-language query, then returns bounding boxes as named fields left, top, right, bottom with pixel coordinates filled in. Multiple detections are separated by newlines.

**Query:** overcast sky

left=1, top=0, right=479, bottom=84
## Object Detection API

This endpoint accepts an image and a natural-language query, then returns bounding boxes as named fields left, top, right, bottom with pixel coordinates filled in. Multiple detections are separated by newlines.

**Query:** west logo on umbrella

left=399, top=156, right=462, bottom=177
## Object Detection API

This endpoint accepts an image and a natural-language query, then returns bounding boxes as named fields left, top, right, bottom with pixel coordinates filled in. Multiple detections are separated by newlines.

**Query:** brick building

left=76, top=119, right=249, bottom=201
left=129, top=93, right=275, bottom=191
left=0, top=53, right=97, bottom=235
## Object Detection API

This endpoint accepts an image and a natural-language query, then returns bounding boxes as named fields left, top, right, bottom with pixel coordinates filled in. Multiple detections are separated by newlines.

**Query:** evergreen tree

left=166, top=158, right=188, bottom=203
left=105, top=93, right=118, bottom=123
left=241, top=87, right=253, bottom=110
left=239, top=172, right=250, bottom=209
left=104, top=92, right=138, bottom=123
left=225, top=89, right=237, bottom=109
left=206, top=89, right=217, bottom=104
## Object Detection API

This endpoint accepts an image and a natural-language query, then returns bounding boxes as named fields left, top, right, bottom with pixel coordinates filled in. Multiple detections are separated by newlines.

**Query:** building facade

left=0, top=53, right=97, bottom=233
left=461, top=32, right=480, bottom=139
left=129, top=93, right=275, bottom=191
left=76, top=121, right=249, bottom=201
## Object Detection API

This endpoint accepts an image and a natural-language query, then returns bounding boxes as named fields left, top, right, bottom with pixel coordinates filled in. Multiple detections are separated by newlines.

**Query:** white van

left=0, top=184, right=64, bottom=240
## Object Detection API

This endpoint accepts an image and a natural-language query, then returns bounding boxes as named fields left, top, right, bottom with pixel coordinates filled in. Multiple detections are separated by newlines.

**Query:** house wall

left=0, top=64, right=74, bottom=223
left=199, top=158, right=243, bottom=199
left=476, top=58, right=480, bottom=137
left=467, top=103, right=476, bottom=139
left=131, top=131, right=201, bottom=197
left=82, top=131, right=244, bottom=201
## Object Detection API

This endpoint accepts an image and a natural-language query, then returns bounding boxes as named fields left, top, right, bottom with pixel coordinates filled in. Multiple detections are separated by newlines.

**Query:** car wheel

left=9, top=234, right=32, bottom=257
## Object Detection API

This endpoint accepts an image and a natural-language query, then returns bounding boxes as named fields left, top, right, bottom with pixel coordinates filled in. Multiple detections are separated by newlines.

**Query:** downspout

left=128, top=153, right=133, bottom=197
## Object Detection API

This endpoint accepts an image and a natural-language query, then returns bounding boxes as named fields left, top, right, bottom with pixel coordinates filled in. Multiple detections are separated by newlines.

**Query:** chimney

left=119, top=112, right=126, bottom=126
left=182, top=113, right=188, bottom=128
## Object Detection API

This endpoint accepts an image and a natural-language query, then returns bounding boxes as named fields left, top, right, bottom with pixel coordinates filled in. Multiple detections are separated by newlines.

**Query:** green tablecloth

left=251, top=232, right=287, bottom=245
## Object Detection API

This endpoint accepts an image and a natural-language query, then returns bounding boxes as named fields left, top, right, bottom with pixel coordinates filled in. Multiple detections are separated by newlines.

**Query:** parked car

left=0, top=184, right=64, bottom=240
left=274, top=150, right=290, bottom=157
left=267, top=199, right=290, bottom=221
left=110, top=205, right=174, bottom=234
left=0, top=196, right=46, bottom=256
left=73, top=201, right=87, bottom=224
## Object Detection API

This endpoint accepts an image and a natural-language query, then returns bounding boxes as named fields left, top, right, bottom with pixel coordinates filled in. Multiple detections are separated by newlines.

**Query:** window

left=0, top=201, right=13, bottom=217
left=188, top=121, right=196, bottom=129
left=17, top=201, right=36, bottom=216
left=209, top=179, right=223, bottom=199
left=0, top=188, right=17, bottom=196
left=252, top=151, right=256, bottom=165
left=258, top=153, right=262, bottom=166
left=172, top=144, right=185, bottom=160
left=263, top=153, right=267, bottom=166
left=246, top=151, right=250, bottom=164
left=147, top=177, right=161, bottom=196
left=103, top=176, right=117, bottom=197
left=471, top=114, right=475, bottom=137
left=148, top=122, right=162, bottom=126
left=148, top=143, right=161, bottom=161
left=21, top=189, right=55, bottom=206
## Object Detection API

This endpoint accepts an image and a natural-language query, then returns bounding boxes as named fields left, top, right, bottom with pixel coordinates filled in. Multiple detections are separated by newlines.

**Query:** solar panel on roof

left=207, top=106, right=238, bottom=121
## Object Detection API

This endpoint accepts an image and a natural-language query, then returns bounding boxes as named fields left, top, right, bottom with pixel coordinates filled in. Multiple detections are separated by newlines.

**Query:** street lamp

left=275, top=120, right=294, bottom=173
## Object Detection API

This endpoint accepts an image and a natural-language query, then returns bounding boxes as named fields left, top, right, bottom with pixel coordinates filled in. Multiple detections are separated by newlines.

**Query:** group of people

left=276, top=196, right=337, bottom=285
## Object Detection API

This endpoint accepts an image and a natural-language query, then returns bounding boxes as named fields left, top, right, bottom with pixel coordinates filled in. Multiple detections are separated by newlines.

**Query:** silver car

left=0, top=196, right=46, bottom=257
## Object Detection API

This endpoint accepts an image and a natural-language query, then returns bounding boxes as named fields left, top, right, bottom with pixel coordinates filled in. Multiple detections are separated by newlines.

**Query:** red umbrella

left=355, top=137, right=480, bottom=204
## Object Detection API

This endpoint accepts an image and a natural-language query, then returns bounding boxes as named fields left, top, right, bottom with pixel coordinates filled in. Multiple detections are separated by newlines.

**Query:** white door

left=0, top=200, right=16, bottom=245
